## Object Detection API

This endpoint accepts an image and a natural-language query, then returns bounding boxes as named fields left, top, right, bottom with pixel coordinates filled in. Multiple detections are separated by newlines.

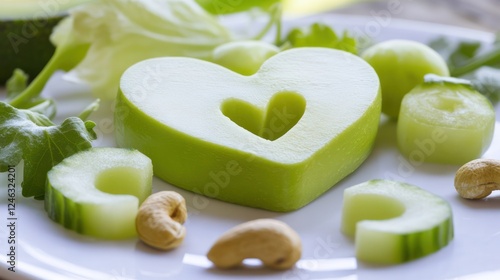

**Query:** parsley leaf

left=282, top=23, right=357, bottom=54
left=0, top=102, right=96, bottom=198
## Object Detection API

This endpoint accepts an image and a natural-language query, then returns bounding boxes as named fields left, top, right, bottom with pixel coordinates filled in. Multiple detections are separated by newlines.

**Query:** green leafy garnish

left=6, top=68, right=29, bottom=100
left=0, top=102, right=96, bottom=198
left=469, top=67, right=500, bottom=104
left=78, top=99, right=101, bottom=121
left=7, top=39, right=90, bottom=108
left=8, top=0, right=233, bottom=104
left=429, top=35, right=500, bottom=104
left=6, top=69, right=58, bottom=118
left=24, top=99, right=57, bottom=120
left=282, top=23, right=357, bottom=54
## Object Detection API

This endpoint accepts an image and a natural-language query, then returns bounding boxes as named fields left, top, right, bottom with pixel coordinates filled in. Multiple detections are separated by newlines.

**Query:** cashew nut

left=207, top=219, right=301, bottom=269
left=454, top=158, right=500, bottom=199
left=135, top=191, right=187, bottom=250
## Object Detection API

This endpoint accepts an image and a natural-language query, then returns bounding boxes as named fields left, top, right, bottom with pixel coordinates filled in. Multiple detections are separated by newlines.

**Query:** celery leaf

left=0, top=102, right=96, bottom=198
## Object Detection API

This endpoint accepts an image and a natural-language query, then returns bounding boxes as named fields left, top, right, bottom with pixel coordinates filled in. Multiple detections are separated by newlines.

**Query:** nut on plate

left=454, top=158, right=500, bottom=199
left=207, top=218, right=302, bottom=269
left=136, top=191, right=187, bottom=250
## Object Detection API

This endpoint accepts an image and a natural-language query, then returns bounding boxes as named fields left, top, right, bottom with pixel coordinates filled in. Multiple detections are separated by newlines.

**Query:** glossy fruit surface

left=362, top=39, right=449, bottom=118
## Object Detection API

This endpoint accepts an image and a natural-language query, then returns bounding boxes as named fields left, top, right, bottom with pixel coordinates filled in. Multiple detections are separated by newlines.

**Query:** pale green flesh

left=361, top=40, right=449, bottom=118
left=212, top=40, right=280, bottom=76
left=341, top=179, right=453, bottom=264
left=397, top=83, right=495, bottom=165
left=115, top=48, right=381, bottom=211
left=220, top=91, right=306, bottom=141
left=45, top=148, right=153, bottom=239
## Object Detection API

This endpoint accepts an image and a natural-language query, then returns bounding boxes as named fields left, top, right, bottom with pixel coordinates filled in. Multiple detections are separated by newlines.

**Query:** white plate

left=1, top=14, right=500, bottom=280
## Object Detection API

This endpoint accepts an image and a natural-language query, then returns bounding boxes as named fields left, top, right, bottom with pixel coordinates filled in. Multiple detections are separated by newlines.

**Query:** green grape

left=212, top=40, right=280, bottom=76
left=362, top=40, right=450, bottom=118
left=397, top=75, right=496, bottom=165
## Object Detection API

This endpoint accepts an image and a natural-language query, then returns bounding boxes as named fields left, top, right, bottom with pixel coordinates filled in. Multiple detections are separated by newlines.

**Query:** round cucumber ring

left=45, top=148, right=153, bottom=239
left=341, top=179, right=454, bottom=264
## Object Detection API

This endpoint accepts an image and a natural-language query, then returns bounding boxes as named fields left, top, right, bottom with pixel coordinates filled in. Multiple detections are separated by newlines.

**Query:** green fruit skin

left=362, top=40, right=450, bottom=119
left=45, top=148, right=153, bottom=239
left=114, top=90, right=381, bottom=212
left=0, top=16, right=62, bottom=84
left=356, top=215, right=453, bottom=264
left=45, top=185, right=142, bottom=239
left=397, top=83, right=496, bottom=165
left=342, top=179, right=454, bottom=264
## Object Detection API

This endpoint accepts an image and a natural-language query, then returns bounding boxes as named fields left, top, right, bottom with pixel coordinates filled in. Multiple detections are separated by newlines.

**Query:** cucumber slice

left=45, top=148, right=153, bottom=239
left=397, top=76, right=496, bottom=165
left=341, top=179, right=453, bottom=264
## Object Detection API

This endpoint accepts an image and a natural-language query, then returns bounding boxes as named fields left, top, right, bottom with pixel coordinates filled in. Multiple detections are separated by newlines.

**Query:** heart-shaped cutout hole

left=221, top=91, right=306, bottom=141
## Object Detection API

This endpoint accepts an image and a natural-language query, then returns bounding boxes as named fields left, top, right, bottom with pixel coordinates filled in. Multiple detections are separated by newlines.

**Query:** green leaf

left=469, top=67, right=500, bottom=104
left=0, top=101, right=96, bottom=198
left=9, top=0, right=234, bottom=106
left=52, top=0, right=232, bottom=100
left=283, top=23, right=357, bottom=54
left=429, top=38, right=481, bottom=69
left=25, top=98, right=57, bottom=119
left=5, top=69, right=57, bottom=119
left=78, top=99, right=100, bottom=121
left=448, top=41, right=481, bottom=69
left=428, top=37, right=500, bottom=104
left=6, top=69, right=29, bottom=100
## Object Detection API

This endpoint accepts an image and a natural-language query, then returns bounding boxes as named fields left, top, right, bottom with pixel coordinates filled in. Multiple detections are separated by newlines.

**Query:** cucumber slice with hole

left=341, top=179, right=453, bottom=264
left=397, top=76, right=495, bottom=165
left=45, top=148, right=153, bottom=239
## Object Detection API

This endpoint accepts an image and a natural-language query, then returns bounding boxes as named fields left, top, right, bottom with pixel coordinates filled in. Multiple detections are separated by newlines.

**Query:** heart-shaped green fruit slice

left=115, top=48, right=381, bottom=211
